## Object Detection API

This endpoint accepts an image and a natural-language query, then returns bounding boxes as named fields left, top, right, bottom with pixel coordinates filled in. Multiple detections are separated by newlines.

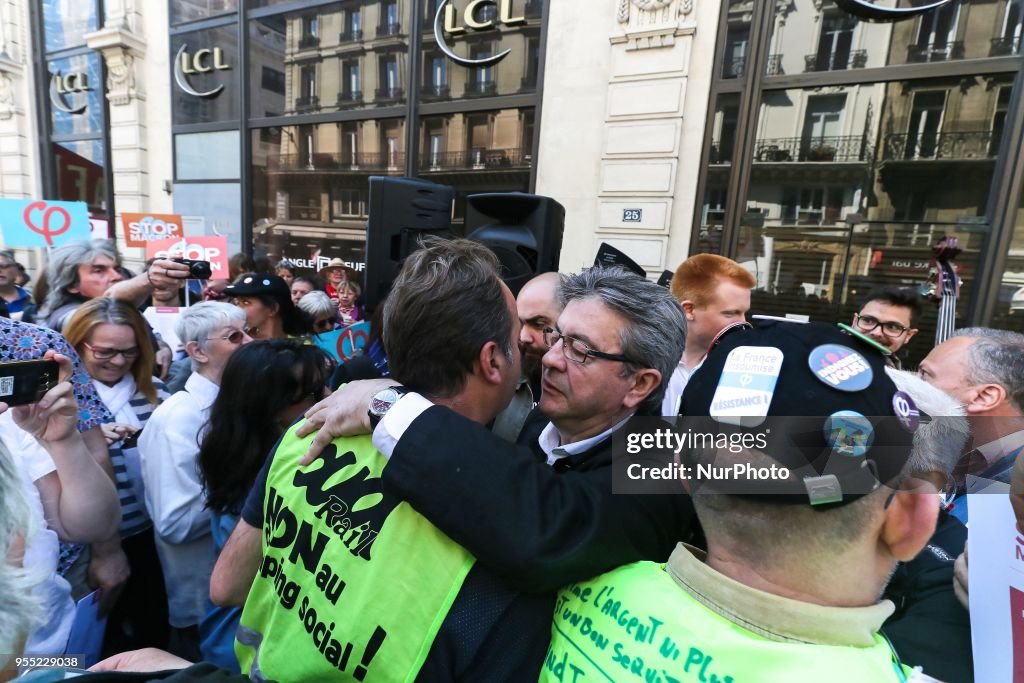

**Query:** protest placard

left=122, top=213, right=184, bottom=247
left=0, top=199, right=90, bottom=248
left=311, top=321, right=371, bottom=364
left=146, top=235, right=229, bottom=279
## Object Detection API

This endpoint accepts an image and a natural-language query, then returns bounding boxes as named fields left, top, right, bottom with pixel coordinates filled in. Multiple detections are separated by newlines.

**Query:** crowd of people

left=0, top=236, right=1021, bottom=682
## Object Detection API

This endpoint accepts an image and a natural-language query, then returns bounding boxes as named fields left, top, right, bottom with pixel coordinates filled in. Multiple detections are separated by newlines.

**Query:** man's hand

left=88, top=538, right=131, bottom=617
left=147, top=259, right=191, bottom=290
left=90, top=648, right=191, bottom=673
left=297, top=379, right=395, bottom=465
left=154, top=341, right=172, bottom=380
left=9, top=353, right=78, bottom=445
left=953, top=546, right=968, bottom=610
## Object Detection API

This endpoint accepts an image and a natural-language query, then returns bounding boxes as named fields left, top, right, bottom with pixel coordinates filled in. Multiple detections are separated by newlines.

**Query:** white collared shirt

left=536, top=421, right=622, bottom=466
left=974, top=429, right=1024, bottom=469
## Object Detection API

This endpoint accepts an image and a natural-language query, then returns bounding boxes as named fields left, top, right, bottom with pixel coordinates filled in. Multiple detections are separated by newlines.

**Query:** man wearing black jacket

left=289, top=266, right=697, bottom=593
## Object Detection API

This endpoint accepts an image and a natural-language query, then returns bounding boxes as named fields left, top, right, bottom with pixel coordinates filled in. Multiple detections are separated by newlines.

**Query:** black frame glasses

left=853, top=313, right=912, bottom=337
left=543, top=327, right=638, bottom=366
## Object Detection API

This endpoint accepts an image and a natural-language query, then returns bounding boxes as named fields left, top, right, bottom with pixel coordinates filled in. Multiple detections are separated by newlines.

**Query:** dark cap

left=679, top=319, right=917, bottom=507
left=223, top=273, right=291, bottom=300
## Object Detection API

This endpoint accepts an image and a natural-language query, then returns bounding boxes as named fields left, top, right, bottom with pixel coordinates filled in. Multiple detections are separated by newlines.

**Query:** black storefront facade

left=693, top=0, right=1024, bottom=367
left=167, top=0, right=547, bottom=272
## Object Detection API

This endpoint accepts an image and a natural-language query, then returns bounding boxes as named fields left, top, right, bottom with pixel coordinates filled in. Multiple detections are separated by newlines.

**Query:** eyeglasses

left=83, top=342, right=140, bottom=361
left=854, top=314, right=911, bottom=337
left=543, top=327, right=638, bottom=366
left=207, top=329, right=247, bottom=344
left=313, top=318, right=336, bottom=331
left=0, top=262, right=15, bottom=270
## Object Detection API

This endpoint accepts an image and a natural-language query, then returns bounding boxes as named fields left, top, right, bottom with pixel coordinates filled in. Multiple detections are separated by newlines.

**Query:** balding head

left=517, top=272, right=564, bottom=371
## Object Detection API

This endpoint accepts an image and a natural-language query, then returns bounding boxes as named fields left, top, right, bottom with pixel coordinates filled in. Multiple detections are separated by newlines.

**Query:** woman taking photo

left=197, top=339, right=335, bottom=671
left=62, top=297, right=171, bottom=654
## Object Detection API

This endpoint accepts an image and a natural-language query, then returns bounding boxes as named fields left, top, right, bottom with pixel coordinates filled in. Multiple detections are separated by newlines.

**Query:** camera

left=172, top=257, right=213, bottom=280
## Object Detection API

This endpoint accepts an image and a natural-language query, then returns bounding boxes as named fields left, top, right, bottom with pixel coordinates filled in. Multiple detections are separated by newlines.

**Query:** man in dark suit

left=289, top=266, right=697, bottom=593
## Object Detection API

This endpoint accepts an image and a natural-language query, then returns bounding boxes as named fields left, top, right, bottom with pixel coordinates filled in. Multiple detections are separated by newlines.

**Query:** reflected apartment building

left=696, top=0, right=1024, bottom=365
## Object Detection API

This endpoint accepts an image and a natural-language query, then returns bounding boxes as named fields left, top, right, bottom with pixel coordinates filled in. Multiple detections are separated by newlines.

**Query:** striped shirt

left=108, top=380, right=171, bottom=538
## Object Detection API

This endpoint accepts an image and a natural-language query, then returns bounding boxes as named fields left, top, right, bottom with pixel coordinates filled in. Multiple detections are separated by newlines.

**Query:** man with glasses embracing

left=852, top=287, right=921, bottom=368
left=285, top=267, right=699, bottom=602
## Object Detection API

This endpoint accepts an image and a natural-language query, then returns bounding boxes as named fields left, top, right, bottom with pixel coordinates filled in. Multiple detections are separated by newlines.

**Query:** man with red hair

left=663, top=253, right=756, bottom=415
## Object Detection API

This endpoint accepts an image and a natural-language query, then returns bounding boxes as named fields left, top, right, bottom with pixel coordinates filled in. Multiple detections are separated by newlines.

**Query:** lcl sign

left=174, top=45, right=231, bottom=98
left=49, top=68, right=92, bottom=115
left=434, top=0, right=525, bottom=68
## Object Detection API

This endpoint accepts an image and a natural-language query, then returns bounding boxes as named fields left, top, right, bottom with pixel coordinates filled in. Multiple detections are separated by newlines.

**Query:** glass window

left=53, top=140, right=106, bottom=216
left=170, top=0, right=237, bottom=26
left=768, top=0, right=1023, bottom=75
left=47, top=53, right=104, bottom=137
left=175, top=131, right=240, bottom=180
left=992, top=173, right=1024, bottom=331
left=42, top=0, right=98, bottom=53
left=695, top=93, right=741, bottom=254
left=249, top=4, right=410, bottom=115
left=722, top=0, right=752, bottom=79
left=171, top=27, right=240, bottom=125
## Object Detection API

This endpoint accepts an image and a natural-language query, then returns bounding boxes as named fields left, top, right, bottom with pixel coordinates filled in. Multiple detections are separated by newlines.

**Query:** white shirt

left=660, top=361, right=692, bottom=417
left=138, top=372, right=219, bottom=627
left=0, top=413, right=75, bottom=655
left=975, top=429, right=1024, bottom=470
left=536, top=420, right=623, bottom=466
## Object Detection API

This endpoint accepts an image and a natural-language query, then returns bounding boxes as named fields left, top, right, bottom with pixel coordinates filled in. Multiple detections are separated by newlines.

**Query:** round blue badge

left=892, top=391, right=921, bottom=433
left=808, top=344, right=874, bottom=392
left=823, top=411, right=874, bottom=458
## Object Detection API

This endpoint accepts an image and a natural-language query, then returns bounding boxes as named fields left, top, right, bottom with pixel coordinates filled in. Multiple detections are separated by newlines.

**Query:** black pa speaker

left=364, top=176, right=454, bottom=312
left=464, top=193, right=565, bottom=296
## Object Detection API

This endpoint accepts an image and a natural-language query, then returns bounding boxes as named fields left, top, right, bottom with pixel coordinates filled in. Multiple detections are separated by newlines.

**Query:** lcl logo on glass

left=434, top=0, right=526, bottom=68
left=49, top=67, right=91, bottom=115
left=174, top=45, right=231, bottom=98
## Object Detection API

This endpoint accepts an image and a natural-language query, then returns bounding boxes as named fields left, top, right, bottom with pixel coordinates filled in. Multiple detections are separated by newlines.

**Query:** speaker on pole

left=364, top=176, right=454, bottom=312
left=464, top=192, right=565, bottom=296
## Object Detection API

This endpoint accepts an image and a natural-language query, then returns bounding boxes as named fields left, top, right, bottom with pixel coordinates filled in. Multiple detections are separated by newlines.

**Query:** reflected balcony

left=338, top=29, right=363, bottom=43
left=990, top=37, right=1022, bottom=57
left=418, top=147, right=531, bottom=172
left=377, top=22, right=403, bottom=37
left=765, top=54, right=784, bottom=76
left=269, top=152, right=406, bottom=173
left=336, top=90, right=363, bottom=108
left=803, top=49, right=867, bottom=72
left=298, top=34, right=320, bottom=50
left=883, top=130, right=997, bottom=161
left=421, top=84, right=450, bottom=100
left=907, top=41, right=964, bottom=63
left=722, top=56, right=745, bottom=79
left=754, top=136, right=871, bottom=163
left=465, top=80, right=497, bottom=97
left=375, top=86, right=403, bottom=102
left=294, top=95, right=320, bottom=112
left=708, top=141, right=734, bottom=165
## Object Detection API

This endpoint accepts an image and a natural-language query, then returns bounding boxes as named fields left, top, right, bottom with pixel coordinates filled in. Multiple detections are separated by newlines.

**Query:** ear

left=622, top=369, right=662, bottom=410
left=476, top=340, right=507, bottom=386
left=681, top=300, right=696, bottom=321
left=185, top=340, right=209, bottom=365
left=880, top=482, right=939, bottom=562
left=904, top=328, right=919, bottom=344
left=970, top=383, right=1007, bottom=412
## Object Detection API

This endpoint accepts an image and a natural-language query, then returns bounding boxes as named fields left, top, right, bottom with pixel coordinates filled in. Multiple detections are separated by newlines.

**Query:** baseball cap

left=678, top=319, right=920, bottom=507
left=223, top=273, right=291, bottom=300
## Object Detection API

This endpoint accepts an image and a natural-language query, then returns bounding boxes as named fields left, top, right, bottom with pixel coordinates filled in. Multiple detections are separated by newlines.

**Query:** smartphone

left=0, top=359, right=60, bottom=406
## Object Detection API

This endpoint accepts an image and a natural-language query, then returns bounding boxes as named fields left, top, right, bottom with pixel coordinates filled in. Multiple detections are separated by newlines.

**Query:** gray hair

left=559, top=267, right=687, bottom=414
left=886, top=368, right=970, bottom=476
left=176, top=302, right=247, bottom=371
left=0, top=441, right=42, bottom=666
left=297, top=290, right=336, bottom=319
left=951, top=327, right=1024, bottom=411
left=43, top=239, right=119, bottom=315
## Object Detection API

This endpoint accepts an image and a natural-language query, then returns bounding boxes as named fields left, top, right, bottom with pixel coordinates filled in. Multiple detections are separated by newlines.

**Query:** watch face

left=369, top=388, right=399, bottom=416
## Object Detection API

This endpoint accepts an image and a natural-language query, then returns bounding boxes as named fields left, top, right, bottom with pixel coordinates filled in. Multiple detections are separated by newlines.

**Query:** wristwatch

left=368, top=385, right=409, bottom=429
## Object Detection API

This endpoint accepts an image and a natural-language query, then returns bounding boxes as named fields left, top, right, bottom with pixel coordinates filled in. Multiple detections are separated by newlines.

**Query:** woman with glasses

left=197, top=340, right=335, bottom=672
left=296, top=290, right=339, bottom=335
left=63, top=298, right=173, bottom=655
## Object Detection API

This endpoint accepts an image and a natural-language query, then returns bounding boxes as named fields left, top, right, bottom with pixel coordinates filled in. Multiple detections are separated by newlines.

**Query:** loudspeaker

left=364, top=176, right=454, bottom=312
left=464, top=193, right=565, bottom=296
